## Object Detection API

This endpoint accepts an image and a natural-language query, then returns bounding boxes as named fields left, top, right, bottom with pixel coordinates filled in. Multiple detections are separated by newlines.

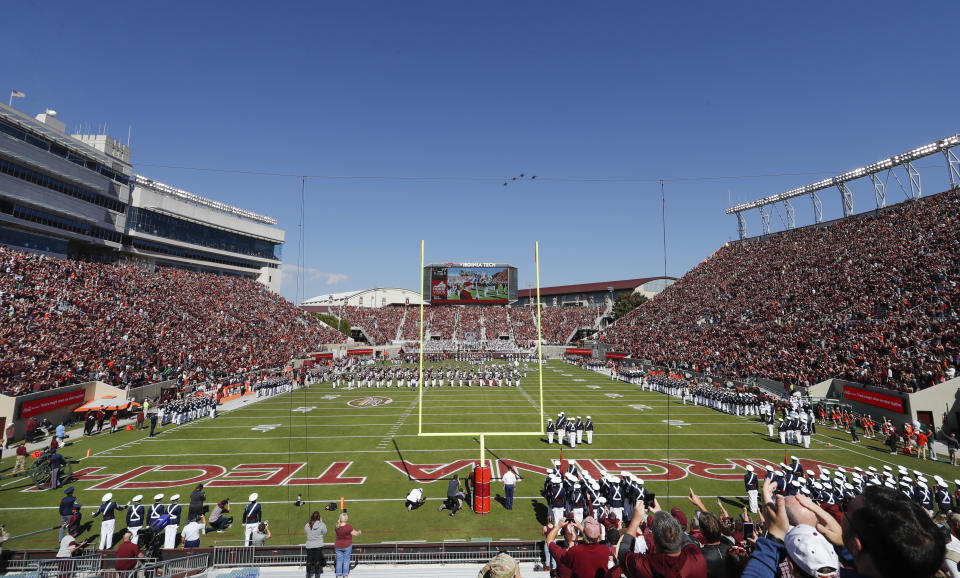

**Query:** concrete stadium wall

left=906, top=376, right=960, bottom=432
left=0, top=381, right=126, bottom=443
left=126, top=379, right=178, bottom=403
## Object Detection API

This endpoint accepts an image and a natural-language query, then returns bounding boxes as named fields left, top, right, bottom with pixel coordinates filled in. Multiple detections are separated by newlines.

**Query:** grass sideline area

left=1, top=360, right=957, bottom=551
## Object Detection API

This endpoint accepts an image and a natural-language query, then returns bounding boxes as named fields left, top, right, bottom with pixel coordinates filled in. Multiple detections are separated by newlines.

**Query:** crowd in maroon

left=0, top=247, right=344, bottom=396
left=600, top=188, right=960, bottom=392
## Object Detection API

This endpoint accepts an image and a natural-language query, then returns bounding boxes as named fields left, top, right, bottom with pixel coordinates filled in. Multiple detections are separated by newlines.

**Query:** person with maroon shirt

left=611, top=500, right=707, bottom=578
left=334, top=512, right=361, bottom=578
left=13, top=442, right=28, bottom=474
left=546, top=515, right=610, bottom=578
left=114, top=530, right=144, bottom=574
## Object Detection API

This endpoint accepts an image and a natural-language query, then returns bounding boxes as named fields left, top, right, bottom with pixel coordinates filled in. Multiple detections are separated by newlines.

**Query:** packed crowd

left=599, top=188, right=960, bottom=392
left=0, top=247, right=344, bottom=396
left=332, top=303, right=601, bottom=346
left=527, top=457, right=949, bottom=578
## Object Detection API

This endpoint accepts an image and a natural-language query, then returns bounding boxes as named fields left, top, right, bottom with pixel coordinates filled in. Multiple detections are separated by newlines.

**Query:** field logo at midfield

left=348, top=396, right=393, bottom=408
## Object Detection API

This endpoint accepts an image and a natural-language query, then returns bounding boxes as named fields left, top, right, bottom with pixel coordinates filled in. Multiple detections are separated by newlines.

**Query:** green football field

left=2, top=360, right=957, bottom=550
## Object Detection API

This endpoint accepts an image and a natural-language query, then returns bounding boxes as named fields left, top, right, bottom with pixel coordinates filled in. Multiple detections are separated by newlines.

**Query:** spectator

left=545, top=515, right=610, bottom=578
left=305, top=510, right=328, bottom=578
left=114, top=529, right=144, bottom=575
left=334, top=512, right=361, bottom=578
left=598, top=188, right=960, bottom=392
left=612, top=499, right=707, bottom=578
left=478, top=551, right=521, bottom=578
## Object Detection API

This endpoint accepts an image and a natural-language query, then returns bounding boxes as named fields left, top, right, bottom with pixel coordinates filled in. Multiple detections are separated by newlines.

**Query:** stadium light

left=725, top=135, right=960, bottom=215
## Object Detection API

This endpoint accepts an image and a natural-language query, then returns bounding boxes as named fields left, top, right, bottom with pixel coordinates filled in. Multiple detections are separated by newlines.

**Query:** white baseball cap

left=249, top=493, right=258, bottom=501
left=785, top=524, right=839, bottom=578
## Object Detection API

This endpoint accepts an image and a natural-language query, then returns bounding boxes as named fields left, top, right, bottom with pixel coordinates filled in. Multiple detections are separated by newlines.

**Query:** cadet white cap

left=868, top=466, right=878, bottom=473
left=791, top=480, right=802, bottom=487
left=249, top=493, right=258, bottom=501
left=790, top=456, right=799, bottom=461
left=591, top=482, right=600, bottom=491
left=635, top=477, right=644, bottom=485
left=746, top=465, right=754, bottom=472
left=775, top=470, right=784, bottom=477
left=955, top=479, right=960, bottom=486
left=598, top=496, right=607, bottom=504
left=170, top=494, right=180, bottom=501
left=132, top=495, right=143, bottom=502
left=806, top=469, right=816, bottom=477
left=102, top=493, right=113, bottom=502
left=574, top=483, right=581, bottom=489
left=587, top=416, right=591, bottom=419
left=153, top=493, right=164, bottom=501
left=610, top=476, right=621, bottom=484
left=765, top=465, right=775, bottom=472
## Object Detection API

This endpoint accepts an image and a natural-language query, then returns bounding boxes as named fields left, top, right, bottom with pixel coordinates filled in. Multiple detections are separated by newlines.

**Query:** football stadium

left=3, top=5, right=960, bottom=578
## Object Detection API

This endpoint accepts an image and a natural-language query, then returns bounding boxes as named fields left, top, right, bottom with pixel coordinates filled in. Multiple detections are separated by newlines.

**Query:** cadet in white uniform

left=164, top=494, right=182, bottom=549
left=91, top=492, right=126, bottom=550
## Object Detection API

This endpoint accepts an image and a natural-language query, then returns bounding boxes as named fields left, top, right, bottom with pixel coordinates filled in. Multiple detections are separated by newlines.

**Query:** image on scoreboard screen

left=446, top=267, right=509, bottom=302
left=425, top=263, right=517, bottom=304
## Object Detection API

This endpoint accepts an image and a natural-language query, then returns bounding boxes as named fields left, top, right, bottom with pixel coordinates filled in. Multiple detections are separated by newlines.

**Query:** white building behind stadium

left=300, top=287, right=422, bottom=311
left=0, top=102, right=284, bottom=292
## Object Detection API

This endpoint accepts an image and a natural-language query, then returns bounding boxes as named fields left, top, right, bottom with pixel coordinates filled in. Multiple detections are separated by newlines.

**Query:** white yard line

left=88, top=446, right=845, bottom=458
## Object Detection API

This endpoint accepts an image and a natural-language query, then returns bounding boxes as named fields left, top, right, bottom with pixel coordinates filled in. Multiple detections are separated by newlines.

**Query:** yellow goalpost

left=416, top=240, right=545, bottom=465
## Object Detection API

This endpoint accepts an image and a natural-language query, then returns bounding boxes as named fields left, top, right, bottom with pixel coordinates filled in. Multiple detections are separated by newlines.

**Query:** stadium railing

left=140, top=552, right=210, bottom=577
left=211, top=541, right=542, bottom=568
left=3, top=553, right=124, bottom=576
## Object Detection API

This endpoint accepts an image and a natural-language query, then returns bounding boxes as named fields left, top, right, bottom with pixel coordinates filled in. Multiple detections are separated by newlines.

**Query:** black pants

left=306, top=547, right=325, bottom=577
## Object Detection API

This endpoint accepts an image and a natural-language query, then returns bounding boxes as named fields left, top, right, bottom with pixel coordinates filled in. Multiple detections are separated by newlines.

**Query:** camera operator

left=205, top=499, right=232, bottom=532
left=249, top=521, right=271, bottom=546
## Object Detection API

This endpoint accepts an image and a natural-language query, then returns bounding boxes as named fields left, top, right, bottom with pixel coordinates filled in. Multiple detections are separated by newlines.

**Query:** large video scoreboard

left=424, top=262, right=518, bottom=304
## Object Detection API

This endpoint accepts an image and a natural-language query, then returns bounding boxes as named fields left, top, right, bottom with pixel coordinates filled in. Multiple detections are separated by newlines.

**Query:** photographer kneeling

left=205, top=499, right=232, bottom=533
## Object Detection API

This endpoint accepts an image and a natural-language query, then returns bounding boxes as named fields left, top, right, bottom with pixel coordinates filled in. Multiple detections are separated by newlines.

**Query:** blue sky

left=3, top=1, right=958, bottom=303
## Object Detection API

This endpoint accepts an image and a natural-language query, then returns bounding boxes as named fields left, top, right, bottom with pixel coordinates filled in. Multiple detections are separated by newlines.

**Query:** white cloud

left=281, top=264, right=349, bottom=286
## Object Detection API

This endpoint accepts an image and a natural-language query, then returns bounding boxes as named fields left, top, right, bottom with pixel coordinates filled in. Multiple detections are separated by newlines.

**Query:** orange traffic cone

left=86, top=449, right=91, bottom=457
left=126, top=425, right=134, bottom=431
left=340, top=497, right=345, bottom=510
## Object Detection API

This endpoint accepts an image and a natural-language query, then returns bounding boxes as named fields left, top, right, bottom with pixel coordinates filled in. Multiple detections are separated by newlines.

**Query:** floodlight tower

left=726, top=135, right=960, bottom=239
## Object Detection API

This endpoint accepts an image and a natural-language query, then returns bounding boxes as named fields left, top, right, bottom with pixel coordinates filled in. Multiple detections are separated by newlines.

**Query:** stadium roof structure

left=726, top=134, right=960, bottom=239
left=517, top=276, right=676, bottom=298
left=133, top=175, right=277, bottom=225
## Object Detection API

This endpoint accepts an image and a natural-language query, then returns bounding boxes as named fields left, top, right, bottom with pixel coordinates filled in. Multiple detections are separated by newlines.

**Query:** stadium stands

left=0, top=247, right=344, bottom=396
left=599, top=188, right=960, bottom=392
